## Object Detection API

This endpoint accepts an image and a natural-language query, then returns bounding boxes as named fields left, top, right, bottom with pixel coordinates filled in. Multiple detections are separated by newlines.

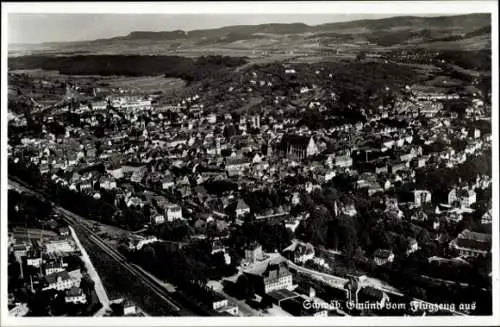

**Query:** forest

left=8, top=55, right=248, bottom=82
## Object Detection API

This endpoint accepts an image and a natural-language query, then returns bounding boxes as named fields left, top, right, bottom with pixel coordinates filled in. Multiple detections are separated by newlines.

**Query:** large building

left=261, top=262, right=293, bottom=293
left=279, top=135, right=319, bottom=160
left=449, top=229, right=491, bottom=257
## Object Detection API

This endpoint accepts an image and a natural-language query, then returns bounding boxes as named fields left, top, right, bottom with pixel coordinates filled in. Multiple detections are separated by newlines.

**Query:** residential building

left=65, top=286, right=87, bottom=304
left=166, top=203, right=183, bottom=221
left=481, top=209, right=492, bottom=224
left=373, top=249, right=395, bottom=266
left=449, top=229, right=491, bottom=257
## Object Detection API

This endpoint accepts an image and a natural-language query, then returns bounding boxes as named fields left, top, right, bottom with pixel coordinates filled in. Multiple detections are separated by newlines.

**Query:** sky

left=8, top=13, right=447, bottom=44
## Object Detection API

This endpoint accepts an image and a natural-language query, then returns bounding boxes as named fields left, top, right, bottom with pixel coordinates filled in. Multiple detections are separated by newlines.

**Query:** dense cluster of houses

left=8, top=64, right=493, bottom=317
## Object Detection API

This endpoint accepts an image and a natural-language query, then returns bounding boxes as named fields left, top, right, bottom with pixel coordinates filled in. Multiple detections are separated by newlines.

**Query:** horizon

left=7, top=13, right=466, bottom=45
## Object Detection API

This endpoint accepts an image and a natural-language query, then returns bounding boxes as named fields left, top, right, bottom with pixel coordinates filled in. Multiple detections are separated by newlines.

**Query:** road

left=68, top=226, right=110, bottom=316
left=8, top=178, right=199, bottom=316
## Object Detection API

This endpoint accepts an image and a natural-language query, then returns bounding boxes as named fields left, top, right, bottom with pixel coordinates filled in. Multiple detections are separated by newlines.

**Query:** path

left=69, top=226, right=110, bottom=315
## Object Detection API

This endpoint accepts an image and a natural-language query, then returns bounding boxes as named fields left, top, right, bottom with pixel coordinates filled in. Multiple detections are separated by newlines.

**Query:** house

left=12, top=243, right=30, bottom=260
left=375, top=165, right=388, bottom=175
left=123, top=300, right=137, bottom=316
left=210, top=293, right=239, bottom=316
left=58, top=227, right=70, bottom=237
left=449, top=229, right=491, bottom=257
left=166, top=203, right=183, bottom=221
left=458, top=189, right=476, bottom=208
left=373, top=249, right=395, bottom=266
left=42, top=271, right=74, bottom=291
left=26, top=253, right=43, bottom=268
left=244, top=242, right=264, bottom=263
left=225, top=157, right=252, bottom=176
left=413, top=190, right=432, bottom=207
left=406, top=238, right=419, bottom=255
left=65, top=286, right=87, bottom=304
left=151, top=213, right=165, bottom=225
left=283, top=241, right=315, bottom=264
left=235, top=199, right=251, bottom=217
left=335, top=155, right=353, bottom=168
left=9, top=303, right=29, bottom=317
left=44, top=259, right=66, bottom=275
left=278, top=294, right=328, bottom=317
left=391, top=161, right=408, bottom=174
left=481, top=209, right=492, bottom=224
left=100, top=177, right=117, bottom=190
left=448, top=188, right=458, bottom=206
left=161, top=175, right=175, bottom=190
left=44, top=239, right=75, bottom=254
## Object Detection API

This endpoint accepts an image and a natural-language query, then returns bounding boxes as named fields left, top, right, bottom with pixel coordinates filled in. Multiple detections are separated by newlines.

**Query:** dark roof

left=65, top=286, right=83, bottom=297
left=281, top=135, right=312, bottom=148
left=45, top=271, right=71, bottom=284
left=373, top=249, right=393, bottom=259
left=455, top=238, right=491, bottom=252
left=263, top=262, right=291, bottom=281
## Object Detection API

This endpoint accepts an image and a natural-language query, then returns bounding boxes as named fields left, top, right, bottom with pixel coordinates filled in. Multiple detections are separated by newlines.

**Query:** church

left=278, top=135, right=319, bottom=160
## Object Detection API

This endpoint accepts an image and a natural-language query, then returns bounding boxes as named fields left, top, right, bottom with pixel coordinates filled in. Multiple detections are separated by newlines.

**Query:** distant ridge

left=93, top=13, right=490, bottom=42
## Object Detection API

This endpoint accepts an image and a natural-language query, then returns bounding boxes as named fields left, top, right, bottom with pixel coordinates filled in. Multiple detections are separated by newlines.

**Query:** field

left=102, top=76, right=186, bottom=93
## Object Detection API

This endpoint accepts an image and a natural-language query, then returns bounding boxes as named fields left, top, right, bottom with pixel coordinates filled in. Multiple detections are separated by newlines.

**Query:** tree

left=234, top=275, right=255, bottom=300
left=356, top=52, right=367, bottom=62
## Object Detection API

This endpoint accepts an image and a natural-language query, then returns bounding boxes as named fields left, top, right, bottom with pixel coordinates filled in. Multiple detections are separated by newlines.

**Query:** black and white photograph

left=1, top=1, right=499, bottom=325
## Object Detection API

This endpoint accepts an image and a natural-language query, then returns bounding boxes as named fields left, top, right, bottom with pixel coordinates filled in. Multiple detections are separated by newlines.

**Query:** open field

left=102, top=76, right=186, bottom=93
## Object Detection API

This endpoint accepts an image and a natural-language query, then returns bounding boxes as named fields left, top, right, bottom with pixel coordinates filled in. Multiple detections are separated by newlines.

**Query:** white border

left=1, top=1, right=499, bottom=326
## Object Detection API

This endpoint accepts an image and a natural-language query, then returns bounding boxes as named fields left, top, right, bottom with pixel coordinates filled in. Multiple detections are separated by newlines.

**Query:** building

left=235, top=199, right=251, bottom=217
left=211, top=293, right=239, bottom=316
left=127, top=235, right=158, bottom=251
left=373, top=249, right=395, bottom=266
left=12, top=243, right=30, bottom=261
left=151, top=214, right=165, bottom=225
left=9, top=303, right=29, bottom=317
left=335, top=155, right=353, bottom=168
left=261, top=262, right=293, bottom=293
left=58, top=227, right=70, bottom=237
left=166, top=203, right=183, bottom=221
left=406, top=238, right=419, bottom=255
left=458, top=189, right=476, bottom=208
left=42, top=271, right=74, bottom=291
left=44, top=259, right=66, bottom=275
left=283, top=241, right=315, bottom=264
left=279, top=135, right=319, bottom=160
left=449, top=229, right=491, bottom=257
left=44, top=239, right=75, bottom=254
left=413, top=190, right=432, bottom=207
left=481, top=209, right=492, bottom=224
left=123, top=300, right=137, bottom=316
left=65, top=286, right=87, bottom=304
left=244, top=242, right=264, bottom=263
